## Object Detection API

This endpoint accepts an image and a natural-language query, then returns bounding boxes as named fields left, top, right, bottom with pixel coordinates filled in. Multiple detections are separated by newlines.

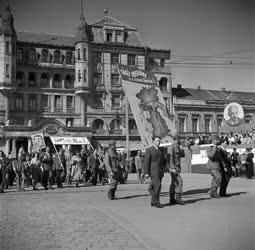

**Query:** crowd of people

left=0, top=144, right=129, bottom=193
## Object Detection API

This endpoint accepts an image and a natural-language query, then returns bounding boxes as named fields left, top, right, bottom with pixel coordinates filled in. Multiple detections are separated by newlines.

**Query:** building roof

left=16, top=15, right=144, bottom=48
left=172, top=87, right=255, bottom=104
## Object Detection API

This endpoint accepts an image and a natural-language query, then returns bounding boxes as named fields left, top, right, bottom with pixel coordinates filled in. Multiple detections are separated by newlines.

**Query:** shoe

left=151, top=203, right=163, bottom=208
left=169, top=199, right=176, bottom=205
left=210, top=193, right=220, bottom=198
left=0, top=190, right=4, bottom=193
left=175, top=199, right=185, bottom=205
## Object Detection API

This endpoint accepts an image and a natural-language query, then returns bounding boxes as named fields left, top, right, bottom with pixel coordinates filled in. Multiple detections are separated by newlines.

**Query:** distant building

left=173, top=84, right=255, bottom=138
left=0, top=4, right=172, bottom=154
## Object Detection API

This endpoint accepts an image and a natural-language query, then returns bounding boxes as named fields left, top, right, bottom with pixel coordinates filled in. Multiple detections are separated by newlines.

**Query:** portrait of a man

left=224, top=103, right=243, bottom=126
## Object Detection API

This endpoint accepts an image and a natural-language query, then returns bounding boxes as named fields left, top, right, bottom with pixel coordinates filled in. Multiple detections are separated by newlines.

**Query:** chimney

left=197, top=85, right=201, bottom=89
left=220, top=87, right=226, bottom=91
left=177, top=84, right=182, bottom=89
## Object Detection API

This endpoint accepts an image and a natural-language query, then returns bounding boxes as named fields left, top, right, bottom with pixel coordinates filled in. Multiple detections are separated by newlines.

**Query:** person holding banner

left=104, top=141, right=120, bottom=200
left=144, top=136, right=164, bottom=208
left=71, top=151, right=83, bottom=188
left=53, top=149, right=65, bottom=188
left=41, top=147, right=53, bottom=190
left=64, top=145, right=72, bottom=185
left=30, top=152, right=42, bottom=190
left=167, top=134, right=185, bottom=205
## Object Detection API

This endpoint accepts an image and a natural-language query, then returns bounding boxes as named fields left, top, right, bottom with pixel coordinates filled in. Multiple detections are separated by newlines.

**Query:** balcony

left=110, top=84, right=122, bottom=92
left=147, top=65, right=171, bottom=74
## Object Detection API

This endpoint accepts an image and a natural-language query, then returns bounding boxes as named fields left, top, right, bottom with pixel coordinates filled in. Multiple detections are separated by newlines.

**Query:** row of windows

left=178, top=115, right=254, bottom=133
left=17, top=48, right=74, bottom=64
left=92, top=118, right=137, bottom=131
left=16, top=72, right=74, bottom=88
left=16, top=48, right=138, bottom=66
left=14, top=95, right=75, bottom=111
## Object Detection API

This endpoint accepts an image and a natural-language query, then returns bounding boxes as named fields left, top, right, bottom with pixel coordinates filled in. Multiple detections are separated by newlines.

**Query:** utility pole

left=125, top=96, right=130, bottom=164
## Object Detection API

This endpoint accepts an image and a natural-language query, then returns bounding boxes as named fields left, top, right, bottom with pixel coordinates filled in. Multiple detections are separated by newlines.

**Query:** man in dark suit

left=144, top=136, right=164, bottom=208
left=167, top=134, right=185, bottom=205
left=218, top=141, right=232, bottom=197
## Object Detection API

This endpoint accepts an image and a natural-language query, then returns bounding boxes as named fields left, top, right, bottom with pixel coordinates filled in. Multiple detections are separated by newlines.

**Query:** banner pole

left=50, top=137, right=64, bottom=170
left=125, top=96, right=130, bottom=164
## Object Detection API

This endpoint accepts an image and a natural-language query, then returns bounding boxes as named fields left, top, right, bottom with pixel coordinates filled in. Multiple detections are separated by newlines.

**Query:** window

left=83, top=49, right=86, bottom=60
left=6, top=42, right=10, bottom=55
left=127, top=54, right=136, bottom=66
left=204, top=116, right=212, bottom=133
left=179, top=117, right=186, bottom=133
left=77, top=49, right=81, bottom=60
left=111, top=74, right=119, bottom=86
left=110, top=119, right=121, bottom=130
left=78, top=70, right=81, bottom=82
left=15, top=94, right=24, bottom=110
left=245, top=115, right=252, bottom=124
left=16, top=71, right=24, bottom=87
left=116, top=31, right=122, bottom=43
left=106, top=31, right=113, bottom=42
left=94, top=52, right=102, bottom=63
left=42, top=95, right=49, bottom=108
left=129, top=119, right=137, bottom=130
left=66, top=118, right=74, bottom=127
left=42, top=49, right=49, bottom=62
left=65, top=75, right=73, bottom=89
left=54, top=50, right=61, bottom=63
left=112, top=94, right=120, bottom=108
left=41, top=73, right=49, bottom=88
left=94, top=73, right=102, bottom=85
left=28, top=72, right=36, bottom=87
left=159, top=77, right=167, bottom=92
left=66, top=96, right=74, bottom=109
left=17, top=48, right=23, bottom=63
left=54, top=95, right=62, bottom=111
left=53, top=74, right=61, bottom=88
left=29, top=49, right=36, bottom=62
left=84, top=70, right=86, bottom=82
left=28, top=95, right=37, bottom=111
left=192, top=117, right=199, bottom=133
left=66, top=51, right=73, bottom=64
left=217, top=116, right=223, bottom=127
left=6, top=64, right=9, bottom=78
left=111, top=53, right=119, bottom=64
left=160, top=59, right=165, bottom=67
left=92, top=119, right=104, bottom=130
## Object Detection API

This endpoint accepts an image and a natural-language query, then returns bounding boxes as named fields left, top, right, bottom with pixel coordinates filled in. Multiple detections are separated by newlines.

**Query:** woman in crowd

left=71, top=150, right=83, bottom=187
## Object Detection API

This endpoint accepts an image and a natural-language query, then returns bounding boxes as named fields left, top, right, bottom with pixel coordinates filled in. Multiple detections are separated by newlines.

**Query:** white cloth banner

left=50, top=136, right=90, bottom=145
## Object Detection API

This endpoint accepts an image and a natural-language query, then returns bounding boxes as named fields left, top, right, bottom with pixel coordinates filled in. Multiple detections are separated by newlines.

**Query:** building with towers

left=0, top=2, right=173, bottom=154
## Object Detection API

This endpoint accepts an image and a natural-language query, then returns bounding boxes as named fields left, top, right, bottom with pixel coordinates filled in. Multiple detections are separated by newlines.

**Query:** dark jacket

left=144, top=146, right=164, bottom=179
left=207, top=146, right=222, bottom=170
left=104, top=149, right=119, bottom=173
left=218, top=147, right=232, bottom=177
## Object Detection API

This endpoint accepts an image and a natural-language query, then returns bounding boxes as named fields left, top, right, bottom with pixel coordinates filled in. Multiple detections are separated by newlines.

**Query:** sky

left=1, top=0, right=254, bottom=92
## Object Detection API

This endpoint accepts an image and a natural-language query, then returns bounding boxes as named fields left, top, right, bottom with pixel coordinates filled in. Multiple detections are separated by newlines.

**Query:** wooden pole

left=125, top=96, right=130, bottom=163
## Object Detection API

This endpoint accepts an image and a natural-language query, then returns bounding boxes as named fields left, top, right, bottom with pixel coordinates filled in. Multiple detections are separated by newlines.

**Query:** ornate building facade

left=0, top=5, right=172, bottom=154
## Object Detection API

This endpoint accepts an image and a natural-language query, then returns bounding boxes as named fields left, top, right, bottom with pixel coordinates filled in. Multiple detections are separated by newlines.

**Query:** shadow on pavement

left=116, top=194, right=150, bottom=200
left=227, top=192, right=247, bottom=197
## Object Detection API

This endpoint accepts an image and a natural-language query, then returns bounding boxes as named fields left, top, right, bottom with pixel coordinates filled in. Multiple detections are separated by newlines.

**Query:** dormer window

left=116, top=31, right=122, bottom=43
left=106, top=31, right=113, bottom=42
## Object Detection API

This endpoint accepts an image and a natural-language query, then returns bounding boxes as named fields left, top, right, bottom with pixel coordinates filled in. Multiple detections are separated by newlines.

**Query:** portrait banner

left=31, top=133, right=46, bottom=152
left=224, top=102, right=244, bottom=127
left=117, top=64, right=176, bottom=146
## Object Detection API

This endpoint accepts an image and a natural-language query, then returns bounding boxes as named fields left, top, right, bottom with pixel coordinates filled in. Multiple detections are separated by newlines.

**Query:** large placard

left=117, top=64, right=176, bottom=146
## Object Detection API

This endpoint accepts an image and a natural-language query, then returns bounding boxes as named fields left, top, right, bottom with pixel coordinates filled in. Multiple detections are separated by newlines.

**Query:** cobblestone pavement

left=0, top=188, right=147, bottom=250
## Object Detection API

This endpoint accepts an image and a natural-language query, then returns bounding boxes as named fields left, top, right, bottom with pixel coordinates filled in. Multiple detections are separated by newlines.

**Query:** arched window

left=41, top=73, right=49, bottom=88
left=28, top=72, right=36, bottom=87
left=42, top=49, right=49, bottom=62
left=92, top=119, right=104, bottom=130
left=65, top=74, right=74, bottom=89
left=159, top=77, right=168, bottom=92
left=110, top=119, right=122, bottom=130
left=29, top=48, right=36, bottom=62
left=53, top=74, right=61, bottom=88
left=54, top=50, right=61, bottom=63
left=66, top=51, right=73, bottom=64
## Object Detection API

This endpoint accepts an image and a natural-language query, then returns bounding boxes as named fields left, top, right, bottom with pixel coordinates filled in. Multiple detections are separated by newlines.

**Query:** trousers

left=149, top=176, right=162, bottom=205
left=169, top=171, right=183, bottom=199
